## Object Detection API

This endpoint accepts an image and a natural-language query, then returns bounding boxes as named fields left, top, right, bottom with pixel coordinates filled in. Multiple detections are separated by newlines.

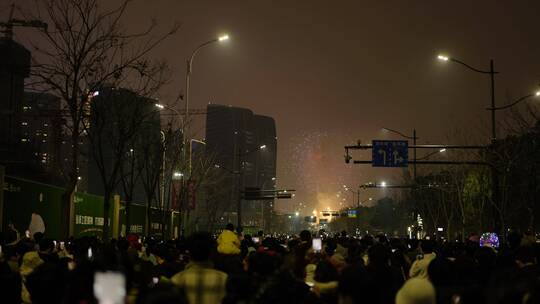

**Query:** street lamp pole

left=413, top=129, right=417, bottom=181
left=181, top=34, right=228, bottom=234
left=438, top=54, right=540, bottom=234
left=184, top=34, right=229, bottom=169
left=438, top=55, right=501, bottom=232
left=490, top=59, right=496, bottom=141
left=235, top=142, right=267, bottom=230
left=160, top=130, right=166, bottom=229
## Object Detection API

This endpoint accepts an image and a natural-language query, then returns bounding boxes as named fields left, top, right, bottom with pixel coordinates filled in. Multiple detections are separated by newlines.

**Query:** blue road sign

left=372, top=140, right=408, bottom=167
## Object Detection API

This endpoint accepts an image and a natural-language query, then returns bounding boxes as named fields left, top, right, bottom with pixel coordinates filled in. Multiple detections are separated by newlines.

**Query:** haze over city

left=93, top=1, right=540, bottom=214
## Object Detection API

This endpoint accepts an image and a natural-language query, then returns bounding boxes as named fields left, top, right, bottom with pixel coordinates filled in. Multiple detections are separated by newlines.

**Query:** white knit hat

left=396, top=278, right=436, bottom=304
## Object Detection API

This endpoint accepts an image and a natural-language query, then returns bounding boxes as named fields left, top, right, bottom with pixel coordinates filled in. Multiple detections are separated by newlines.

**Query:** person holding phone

left=409, top=240, right=436, bottom=279
left=312, top=238, right=322, bottom=252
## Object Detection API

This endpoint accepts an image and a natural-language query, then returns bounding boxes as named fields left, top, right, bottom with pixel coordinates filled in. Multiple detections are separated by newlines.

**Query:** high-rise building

left=254, top=114, right=277, bottom=230
left=86, top=87, right=161, bottom=204
left=19, top=92, right=65, bottom=183
left=0, top=38, right=30, bottom=167
left=0, top=39, right=68, bottom=184
left=205, top=104, right=277, bottom=231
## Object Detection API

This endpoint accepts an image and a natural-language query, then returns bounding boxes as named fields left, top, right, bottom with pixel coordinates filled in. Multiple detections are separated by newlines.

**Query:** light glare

left=218, top=34, right=229, bottom=41
left=437, top=55, right=449, bottom=61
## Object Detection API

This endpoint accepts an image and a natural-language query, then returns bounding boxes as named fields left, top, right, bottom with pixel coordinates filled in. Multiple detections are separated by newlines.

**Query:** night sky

left=8, top=0, right=540, bottom=214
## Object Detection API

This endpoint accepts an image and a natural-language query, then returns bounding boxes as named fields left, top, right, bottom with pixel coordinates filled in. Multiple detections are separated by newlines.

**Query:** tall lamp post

left=235, top=144, right=267, bottom=229
left=344, top=184, right=372, bottom=235
left=215, top=140, right=267, bottom=230
left=437, top=54, right=540, bottom=233
left=416, top=148, right=446, bottom=161
left=382, top=127, right=418, bottom=180
left=437, top=55, right=499, bottom=140
left=342, top=185, right=372, bottom=208
left=181, top=34, right=229, bottom=234
left=184, top=34, right=229, bottom=147
left=155, top=103, right=184, bottom=236
left=155, top=103, right=182, bottom=209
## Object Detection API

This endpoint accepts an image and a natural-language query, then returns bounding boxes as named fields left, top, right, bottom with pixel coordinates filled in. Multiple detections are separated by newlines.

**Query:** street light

left=437, top=55, right=449, bottom=61
left=417, top=148, right=446, bottom=161
left=184, top=33, right=230, bottom=150
left=488, top=91, right=540, bottom=111
left=160, top=131, right=166, bottom=216
left=437, top=53, right=538, bottom=234
left=436, top=54, right=499, bottom=140
left=154, top=102, right=182, bottom=118
left=380, top=181, right=387, bottom=188
left=234, top=137, right=270, bottom=230
left=382, top=127, right=418, bottom=180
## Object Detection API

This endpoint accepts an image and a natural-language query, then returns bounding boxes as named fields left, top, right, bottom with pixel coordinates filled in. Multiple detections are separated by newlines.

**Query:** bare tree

left=187, top=151, right=230, bottom=233
left=25, top=0, right=178, bottom=238
left=83, top=88, right=163, bottom=239
left=136, top=120, right=165, bottom=236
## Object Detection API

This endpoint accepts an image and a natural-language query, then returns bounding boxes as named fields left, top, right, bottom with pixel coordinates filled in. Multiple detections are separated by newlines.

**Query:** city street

left=1, top=1, right=540, bottom=303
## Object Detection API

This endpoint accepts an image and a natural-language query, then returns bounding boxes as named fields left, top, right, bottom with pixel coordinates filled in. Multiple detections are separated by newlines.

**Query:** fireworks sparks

left=278, top=130, right=363, bottom=212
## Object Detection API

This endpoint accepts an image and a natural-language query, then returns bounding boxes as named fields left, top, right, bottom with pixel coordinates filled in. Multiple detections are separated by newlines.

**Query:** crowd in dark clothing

left=0, top=227, right=539, bottom=304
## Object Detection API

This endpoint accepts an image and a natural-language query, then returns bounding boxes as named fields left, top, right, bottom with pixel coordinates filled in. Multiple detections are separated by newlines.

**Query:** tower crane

left=0, top=4, right=47, bottom=39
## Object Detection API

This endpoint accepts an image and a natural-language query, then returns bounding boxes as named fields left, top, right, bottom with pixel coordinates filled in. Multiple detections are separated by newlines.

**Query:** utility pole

left=413, top=129, right=417, bottom=181
left=437, top=55, right=502, bottom=235
left=489, top=59, right=501, bottom=234
left=237, top=158, right=243, bottom=230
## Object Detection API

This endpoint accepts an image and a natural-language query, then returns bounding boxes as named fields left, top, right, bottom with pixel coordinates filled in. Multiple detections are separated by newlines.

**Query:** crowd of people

left=1, top=224, right=539, bottom=304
